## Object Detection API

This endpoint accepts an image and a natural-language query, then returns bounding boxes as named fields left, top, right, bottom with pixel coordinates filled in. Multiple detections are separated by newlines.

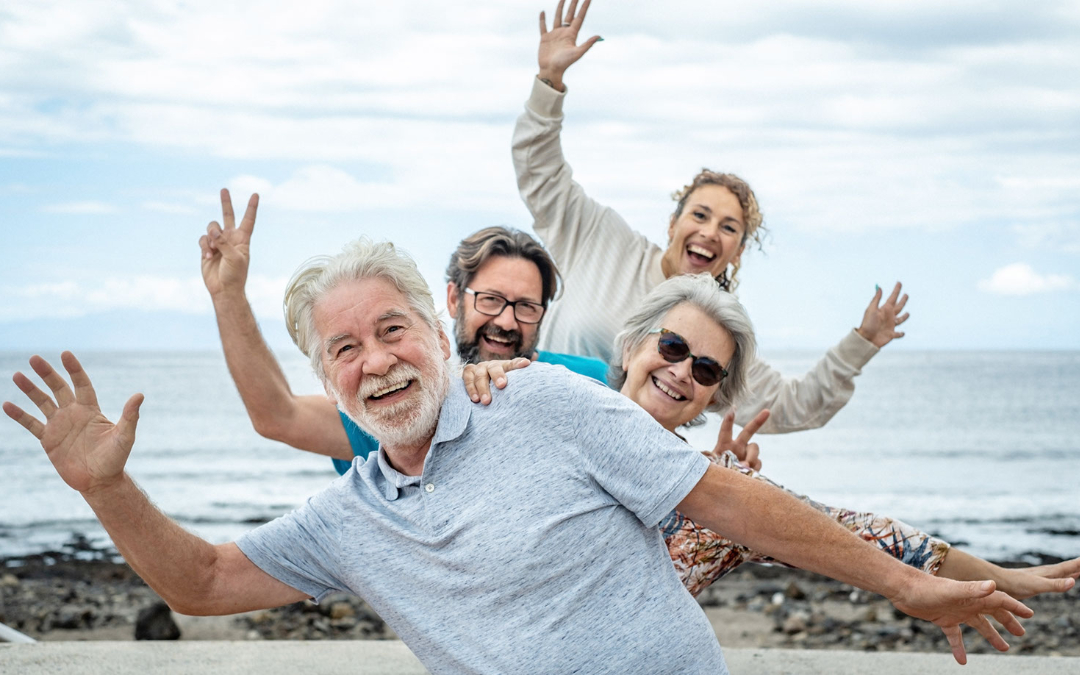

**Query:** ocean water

left=0, top=350, right=1077, bottom=564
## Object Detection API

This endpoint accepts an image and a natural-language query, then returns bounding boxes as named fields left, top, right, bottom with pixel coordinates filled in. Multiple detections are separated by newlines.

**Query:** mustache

left=477, top=324, right=522, bottom=346
left=356, top=363, right=423, bottom=400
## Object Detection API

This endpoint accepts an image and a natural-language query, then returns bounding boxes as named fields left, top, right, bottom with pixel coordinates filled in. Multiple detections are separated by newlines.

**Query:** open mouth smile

left=368, top=380, right=414, bottom=402
left=652, top=375, right=687, bottom=401
left=686, top=244, right=717, bottom=266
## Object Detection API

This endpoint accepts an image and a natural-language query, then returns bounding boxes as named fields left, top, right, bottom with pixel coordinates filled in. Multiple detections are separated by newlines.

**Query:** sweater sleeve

left=512, top=77, right=620, bottom=273
left=730, top=329, right=880, bottom=434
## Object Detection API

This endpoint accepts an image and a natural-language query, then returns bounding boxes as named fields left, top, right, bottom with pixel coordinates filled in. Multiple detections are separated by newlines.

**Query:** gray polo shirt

left=237, top=363, right=723, bottom=674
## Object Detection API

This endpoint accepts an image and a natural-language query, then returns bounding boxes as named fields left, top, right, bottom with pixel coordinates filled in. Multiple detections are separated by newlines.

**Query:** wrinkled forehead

left=313, top=277, right=420, bottom=339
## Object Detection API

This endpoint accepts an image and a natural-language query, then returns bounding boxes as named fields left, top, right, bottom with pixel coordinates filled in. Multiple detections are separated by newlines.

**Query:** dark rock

left=135, top=602, right=181, bottom=640
left=784, top=581, right=806, bottom=600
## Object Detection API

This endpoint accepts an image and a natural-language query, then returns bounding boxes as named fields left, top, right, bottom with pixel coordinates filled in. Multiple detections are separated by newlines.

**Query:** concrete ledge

left=2, top=641, right=1078, bottom=674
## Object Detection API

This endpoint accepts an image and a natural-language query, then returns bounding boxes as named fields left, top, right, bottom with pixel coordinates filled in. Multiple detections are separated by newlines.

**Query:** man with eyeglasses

left=200, top=191, right=604, bottom=472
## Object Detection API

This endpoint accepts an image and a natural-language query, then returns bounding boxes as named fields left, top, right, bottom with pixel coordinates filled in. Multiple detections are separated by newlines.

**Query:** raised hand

left=3, top=352, right=143, bottom=495
left=856, top=282, right=909, bottom=348
left=463, top=357, right=533, bottom=404
left=200, top=189, right=259, bottom=298
left=890, top=576, right=1033, bottom=665
left=537, top=0, right=602, bottom=91
left=712, top=409, right=769, bottom=471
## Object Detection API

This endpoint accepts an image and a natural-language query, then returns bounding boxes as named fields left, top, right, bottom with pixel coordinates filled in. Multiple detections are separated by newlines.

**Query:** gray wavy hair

left=283, top=238, right=440, bottom=384
left=608, top=274, right=756, bottom=426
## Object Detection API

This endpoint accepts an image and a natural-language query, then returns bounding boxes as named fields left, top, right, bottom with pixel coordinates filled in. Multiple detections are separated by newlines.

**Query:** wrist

left=537, top=71, right=565, bottom=92
left=81, top=472, right=130, bottom=503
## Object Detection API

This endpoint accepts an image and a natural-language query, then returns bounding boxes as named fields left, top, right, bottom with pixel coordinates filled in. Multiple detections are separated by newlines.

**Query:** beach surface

left=3, top=549, right=1076, bottom=658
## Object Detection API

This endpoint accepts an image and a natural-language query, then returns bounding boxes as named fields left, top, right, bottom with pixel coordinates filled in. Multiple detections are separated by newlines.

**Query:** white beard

left=335, top=357, right=451, bottom=451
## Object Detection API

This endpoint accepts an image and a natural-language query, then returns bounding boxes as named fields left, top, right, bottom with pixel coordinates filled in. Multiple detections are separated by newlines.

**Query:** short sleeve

left=548, top=370, right=711, bottom=526
left=235, top=487, right=347, bottom=604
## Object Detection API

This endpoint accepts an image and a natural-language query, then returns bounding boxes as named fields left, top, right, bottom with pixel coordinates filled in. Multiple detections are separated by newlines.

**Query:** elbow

left=249, top=413, right=291, bottom=444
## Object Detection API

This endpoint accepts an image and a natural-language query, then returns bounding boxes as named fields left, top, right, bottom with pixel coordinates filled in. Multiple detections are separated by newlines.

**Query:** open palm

left=3, top=352, right=142, bottom=494
left=538, top=0, right=601, bottom=83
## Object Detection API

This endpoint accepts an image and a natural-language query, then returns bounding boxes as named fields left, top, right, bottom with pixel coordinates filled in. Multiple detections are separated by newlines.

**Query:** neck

left=382, top=435, right=436, bottom=476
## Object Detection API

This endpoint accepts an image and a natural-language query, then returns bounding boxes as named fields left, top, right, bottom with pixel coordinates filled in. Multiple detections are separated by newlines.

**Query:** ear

left=438, top=326, right=452, bottom=360
left=446, top=282, right=460, bottom=316
left=621, top=343, right=631, bottom=373
left=731, top=243, right=745, bottom=269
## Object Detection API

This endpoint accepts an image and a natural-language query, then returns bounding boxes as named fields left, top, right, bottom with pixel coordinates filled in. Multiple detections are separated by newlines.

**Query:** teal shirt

left=332, top=350, right=609, bottom=475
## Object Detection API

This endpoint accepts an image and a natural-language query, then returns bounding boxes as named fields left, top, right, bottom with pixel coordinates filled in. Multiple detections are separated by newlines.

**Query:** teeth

left=371, top=381, right=409, bottom=398
left=652, top=376, right=685, bottom=401
left=484, top=335, right=511, bottom=344
left=687, top=244, right=716, bottom=260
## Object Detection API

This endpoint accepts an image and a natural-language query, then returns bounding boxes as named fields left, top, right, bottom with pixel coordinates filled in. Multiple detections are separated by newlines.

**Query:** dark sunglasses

left=649, top=328, right=728, bottom=387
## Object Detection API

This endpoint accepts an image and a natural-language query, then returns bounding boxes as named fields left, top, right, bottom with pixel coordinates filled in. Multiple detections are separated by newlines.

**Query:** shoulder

left=536, top=350, right=610, bottom=384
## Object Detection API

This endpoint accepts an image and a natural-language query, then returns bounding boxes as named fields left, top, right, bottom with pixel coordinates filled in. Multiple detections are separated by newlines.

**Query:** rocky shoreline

left=2, top=539, right=1076, bottom=656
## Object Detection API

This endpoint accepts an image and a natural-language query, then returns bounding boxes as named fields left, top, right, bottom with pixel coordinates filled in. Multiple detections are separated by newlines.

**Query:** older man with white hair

left=5, top=210, right=1034, bottom=673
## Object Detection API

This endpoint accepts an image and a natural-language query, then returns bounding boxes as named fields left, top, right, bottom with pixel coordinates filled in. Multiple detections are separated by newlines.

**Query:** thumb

left=117, top=393, right=144, bottom=446
left=972, top=580, right=996, bottom=597
left=576, top=35, right=602, bottom=58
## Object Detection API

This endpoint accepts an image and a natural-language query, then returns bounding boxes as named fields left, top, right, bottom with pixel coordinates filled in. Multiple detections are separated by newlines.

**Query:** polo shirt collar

left=373, top=380, right=472, bottom=501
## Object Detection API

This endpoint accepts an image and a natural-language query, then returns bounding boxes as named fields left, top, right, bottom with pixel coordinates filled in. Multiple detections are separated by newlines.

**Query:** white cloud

left=41, top=201, right=118, bottom=215
left=0, top=274, right=288, bottom=321
left=977, top=263, right=1078, bottom=295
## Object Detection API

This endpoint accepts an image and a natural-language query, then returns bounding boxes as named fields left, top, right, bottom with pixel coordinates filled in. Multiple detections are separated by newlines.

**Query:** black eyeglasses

left=464, top=288, right=545, bottom=324
left=649, top=328, right=728, bottom=387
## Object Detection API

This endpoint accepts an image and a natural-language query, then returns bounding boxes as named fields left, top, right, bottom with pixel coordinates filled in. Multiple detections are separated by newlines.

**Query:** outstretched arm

left=677, top=464, right=1033, bottom=664
left=732, top=283, right=909, bottom=433
left=200, top=189, right=351, bottom=460
left=3, top=353, right=308, bottom=615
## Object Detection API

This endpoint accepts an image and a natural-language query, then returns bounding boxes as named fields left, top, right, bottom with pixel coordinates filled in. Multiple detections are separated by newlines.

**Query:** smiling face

left=660, top=184, right=746, bottom=280
left=619, top=302, right=735, bottom=432
left=314, top=276, right=451, bottom=449
left=447, top=255, right=544, bottom=363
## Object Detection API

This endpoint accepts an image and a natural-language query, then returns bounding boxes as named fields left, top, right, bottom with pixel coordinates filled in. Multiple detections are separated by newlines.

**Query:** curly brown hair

left=671, top=169, right=767, bottom=291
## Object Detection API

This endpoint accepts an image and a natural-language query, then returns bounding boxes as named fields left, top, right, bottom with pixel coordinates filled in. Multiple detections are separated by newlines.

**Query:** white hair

left=609, top=274, right=757, bottom=425
left=283, top=238, right=440, bottom=383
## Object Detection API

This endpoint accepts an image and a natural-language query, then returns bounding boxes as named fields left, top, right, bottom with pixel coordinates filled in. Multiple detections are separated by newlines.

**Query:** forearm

left=82, top=474, right=220, bottom=614
left=211, top=290, right=295, bottom=427
left=736, top=330, right=878, bottom=433
left=678, top=465, right=922, bottom=601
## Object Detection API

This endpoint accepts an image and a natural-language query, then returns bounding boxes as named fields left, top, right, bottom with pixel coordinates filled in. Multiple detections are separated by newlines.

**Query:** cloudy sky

left=1, top=0, right=1078, bottom=355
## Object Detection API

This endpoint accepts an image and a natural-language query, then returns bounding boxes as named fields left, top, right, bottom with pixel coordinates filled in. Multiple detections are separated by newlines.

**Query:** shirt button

left=425, top=483, right=435, bottom=493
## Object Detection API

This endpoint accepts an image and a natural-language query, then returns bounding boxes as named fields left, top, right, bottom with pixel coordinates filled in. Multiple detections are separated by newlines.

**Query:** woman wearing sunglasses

left=466, top=273, right=1080, bottom=600
left=513, top=1, right=908, bottom=449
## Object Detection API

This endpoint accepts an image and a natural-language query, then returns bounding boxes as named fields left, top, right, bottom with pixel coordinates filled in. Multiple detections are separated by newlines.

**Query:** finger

left=969, top=613, right=1009, bottom=652
left=539, top=10, right=547, bottom=34
left=12, top=371, right=58, bottom=419
left=61, top=352, right=99, bottom=408
left=29, top=356, right=75, bottom=407
left=894, top=293, right=909, bottom=313
left=565, top=0, right=579, bottom=24
left=718, top=410, right=735, bottom=445
left=462, top=367, right=482, bottom=403
left=894, top=331, right=905, bottom=339
left=990, top=607, right=1026, bottom=637
left=3, top=401, right=46, bottom=439
left=895, top=312, right=910, bottom=326
left=199, top=234, right=214, bottom=260
left=886, top=282, right=902, bottom=305
left=941, top=624, right=967, bottom=665
left=238, top=193, right=258, bottom=237
left=735, top=408, right=770, bottom=444
left=992, top=591, right=1033, bottom=619
left=575, top=35, right=602, bottom=59
left=207, top=220, right=223, bottom=242
left=116, top=393, right=144, bottom=449
left=869, top=284, right=883, bottom=307
left=573, top=0, right=592, bottom=28
left=744, top=444, right=761, bottom=472
left=220, top=188, right=235, bottom=230
left=554, top=0, right=565, bottom=27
